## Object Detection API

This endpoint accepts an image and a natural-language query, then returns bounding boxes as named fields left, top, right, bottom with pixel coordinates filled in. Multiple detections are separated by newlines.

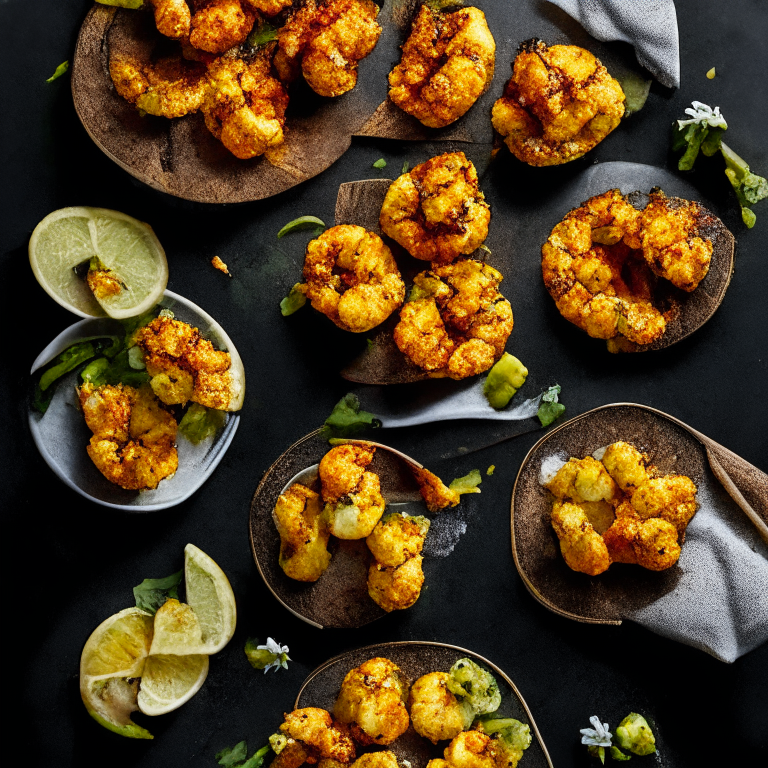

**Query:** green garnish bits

left=320, top=393, right=381, bottom=439
left=615, top=71, right=651, bottom=117
left=447, top=658, right=501, bottom=728
left=133, top=570, right=182, bottom=614
left=280, top=283, right=307, bottom=316
left=615, top=713, right=656, bottom=756
left=95, top=0, right=145, bottom=8
left=483, top=353, right=528, bottom=409
left=216, top=741, right=271, bottom=768
left=372, top=158, right=387, bottom=169
left=537, top=385, right=565, bottom=427
left=178, top=403, right=226, bottom=444
left=248, top=21, right=278, bottom=48
left=449, top=470, right=482, bottom=495
left=277, top=216, right=326, bottom=238
left=609, top=746, right=632, bottom=761
left=46, top=60, right=69, bottom=83
left=481, top=717, right=533, bottom=755
left=269, top=733, right=288, bottom=755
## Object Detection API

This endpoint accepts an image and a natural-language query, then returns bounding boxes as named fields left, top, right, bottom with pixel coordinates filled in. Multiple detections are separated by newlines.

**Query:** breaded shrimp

left=148, top=0, right=192, bottom=40
left=550, top=500, right=611, bottom=576
left=189, top=0, right=258, bottom=55
left=443, top=730, right=496, bottom=768
left=389, top=6, right=495, bottom=128
left=632, top=517, right=681, bottom=571
left=601, top=441, right=649, bottom=492
left=412, top=467, right=461, bottom=511
left=630, top=475, right=698, bottom=534
left=366, top=512, right=430, bottom=567
left=368, top=555, right=425, bottom=612
left=299, top=225, right=405, bottom=333
left=409, top=671, right=465, bottom=744
left=492, top=40, right=625, bottom=166
left=280, top=708, right=356, bottom=763
left=380, top=153, right=490, bottom=263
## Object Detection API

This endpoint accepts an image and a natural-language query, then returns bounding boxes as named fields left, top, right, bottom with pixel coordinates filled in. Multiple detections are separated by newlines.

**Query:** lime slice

left=184, top=543, right=237, bottom=654
left=148, top=598, right=206, bottom=656
left=137, top=654, right=209, bottom=716
left=80, top=607, right=154, bottom=739
left=29, top=207, right=168, bottom=319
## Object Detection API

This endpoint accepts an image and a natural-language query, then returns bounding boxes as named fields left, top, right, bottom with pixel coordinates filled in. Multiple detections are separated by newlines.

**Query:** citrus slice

left=137, top=654, right=209, bottom=716
left=147, top=598, right=206, bottom=656
left=29, top=207, right=168, bottom=319
left=184, top=543, right=237, bottom=654
left=80, top=607, right=155, bottom=739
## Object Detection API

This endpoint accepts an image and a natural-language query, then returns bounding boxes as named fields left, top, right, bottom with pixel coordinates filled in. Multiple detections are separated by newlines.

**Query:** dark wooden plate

left=295, top=641, right=554, bottom=768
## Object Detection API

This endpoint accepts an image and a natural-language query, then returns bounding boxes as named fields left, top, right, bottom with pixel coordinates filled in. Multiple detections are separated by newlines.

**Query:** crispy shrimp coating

left=413, top=467, right=461, bottom=511
left=632, top=517, right=681, bottom=571
left=275, top=0, right=382, bottom=97
left=550, top=500, right=611, bottom=576
left=202, top=51, right=289, bottom=159
left=601, top=441, right=649, bottom=492
left=280, top=708, right=356, bottom=763
left=366, top=513, right=430, bottom=567
left=300, top=225, right=405, bottom=333
left=351, top=754, right=399, bottom=768
left=492, top=40, right=625, bottom=166
left=274, top=483, right=332, bottom=581
left=148, top=0, right=192, bottom=40
left=189, top=0, right=257, bottom=55
left=443, top=730, right=496, bottom=768
left=110, top=54, right=208, bottom=118
left=79, top=383, right=178, bottom=491
left=409, top=672, right=465, bottom=744
left=319, top=445, right=386, bottom=539
left=602, top=503, right=640, bottom=565
left=133, top=315, right=242, bottom=411
left=246, top=0, right=293, bottom=15
left=380, top=153, right=490, bottom=263
left=388, top=6, right=495, bottom=128
left=545, top=456, right=618, bottom=504
left=394, top=259, right=514, bottom=380
left=639, top=191, right=713, bottom=291
left=630, top=475, right=698, bottom=534
left=334, top=658, right=410, bottom=745
left=368, top=555, right=425, bottom=612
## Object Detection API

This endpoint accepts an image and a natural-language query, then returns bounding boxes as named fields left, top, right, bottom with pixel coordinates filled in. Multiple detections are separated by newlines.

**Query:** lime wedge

left=184, top=543, right=237, bottom=654
left=137, top=654, right=209, bottom=716
left=29, top=207, right=168, bottom=319
left=80, top=607, right=154, bottom=739
left=148, top=598, right=206, bottom=656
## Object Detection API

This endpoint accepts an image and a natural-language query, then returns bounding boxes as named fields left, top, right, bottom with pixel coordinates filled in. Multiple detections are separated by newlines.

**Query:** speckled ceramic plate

left=295, top=641, right=553, bottom=768
left=28, top=290, right=242, bottom=511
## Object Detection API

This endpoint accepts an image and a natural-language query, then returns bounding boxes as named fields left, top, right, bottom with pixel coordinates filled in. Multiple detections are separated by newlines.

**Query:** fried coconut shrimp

left=366, top=513, right=430, bottom=567
left=550, top=500, right=611, bottom=576
left=279, top=708, right=356, bottom=763
left=300, top=225, right=405, bottom=333
left=603, top=502, right=681, bottom=571
left=110, top=53, right=208, bottom=118
left=492, top=40, right=625, bottom=166
left=630, top=475, right=698, bottom=534
left=274, top=483, right=332, bottom=581
left=133, top=314, right=244, bottom=411
left=394, top=259, right=514, bottom=380
left=368, top=555, right=425, bottom=612
left=409, top=672, right=465, bottom=744
left=79, top=383, right=178, bottom=491
left=202, top=51, right=289, bottom=158
left=189, top=0, right=258, bottom=55
left=275, top=0, right=382, bottom=97
left=600, top=441, right=649, bottom=492
left=319, top=444, right=386, bottom=539
left=413, top=467, right=461, bottom=511
left=388, top=6, right=495, bottom=128
left=148, top=0, right=192, bottom=40
left=380, top=153, right=490, bottom=263
left=334, top=657, right=410, bottom=745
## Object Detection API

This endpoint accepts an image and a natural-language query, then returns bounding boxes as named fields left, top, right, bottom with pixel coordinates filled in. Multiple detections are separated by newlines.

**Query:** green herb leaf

left=449, top=469, right=482, bottom=495
left=216, top=741, right=249, bottom=767
left=80, top=349, right=151, bottom=388
left=178, top=403, right=226, bottom=444
left=277, top=216, right=326, bottom=238
left=610, top=746, right=632, bottom=761
left=701, top=126, right=726, bottom=156
left=401, top=161, right=409, bottom=174
left=320, top=393, right=381, bottom=439
left=587, top=745, right=606, bottom=765
left=241, top=745, right=272, bottom=768
left=133, top=570, right=182, bottom=614
left=372, top=158, right=387, bottom=169
left=248, top=21, right=278, bottom=48
left=46, top=60, right=69, bottom=83
left=678, top=124, right=707, bottom=171
left=616, top=71, right=651, bottom=117
left=483, top=353, right=528, bottom=410
left=280, top=283, right=307, bottom=316
left=537, top=385, right=565, bottom=427
left=95, top=0, right=145, bottom=8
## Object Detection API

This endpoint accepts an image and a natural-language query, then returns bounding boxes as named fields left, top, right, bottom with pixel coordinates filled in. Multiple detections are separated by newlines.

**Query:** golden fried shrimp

left=148, top=0, right=192, bottom=40
left=550, top=500, right=611, bottom=576
left=413, top=467, right=461, bottom=511
left=409, top=672, right=465, bottom=744
left=245, top=0, right=293, bottom=16
left=202, top=51, right=289, bottom=159
left=351, top=754, right=399, bottom=768
left=443, top=730, right=496, bottom=768
left=632, top=517, right=681, bottom=571
left=388, top=6, right=495, bottom=128
left=79, top=383, right=178, bottom=491
left=368, top=555, right=425, bottom=612
left=275, top=0, right=381, bottom=97
left=491, top=40, right=625, bottom=166
left=189, top=0, right=257, bottom=55
left=274, top=483, right=332, bottom=581
left=602, top=506, right=640, bottom=565
left=380, top=153, right=490, bottom=263
left=133, top=314, right=243, bottom=411
left=334, top=658, right=410, bottom=745
left=631, top=475, right=698, bottom=534
left=300, top=225, right=405, bottom=333
left=639, top=191, right=713, bottom=291
left=394, top=259, right=513, bottom=380
left=600, top=441, right=649, bottom=492
left=280, top=708, right=356, bottom=763
left=366, top=513, right=430, bottom=567
left=109, top=54, right=208, bottom=118
left=319, top=445, right=386, bottom=539
left=545, top=456, right=618, bottom=504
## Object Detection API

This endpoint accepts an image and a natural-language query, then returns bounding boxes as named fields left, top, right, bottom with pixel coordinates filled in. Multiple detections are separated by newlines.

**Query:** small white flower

left=580, top=715, right=613, bottom=747
left=677, top=101, right=728, bottom=130
left=257, top=637, right=291, bottom=673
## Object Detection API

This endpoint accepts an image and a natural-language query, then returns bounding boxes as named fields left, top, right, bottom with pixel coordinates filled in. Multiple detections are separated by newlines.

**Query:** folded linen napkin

left=547, top=0, right=680, bottom=88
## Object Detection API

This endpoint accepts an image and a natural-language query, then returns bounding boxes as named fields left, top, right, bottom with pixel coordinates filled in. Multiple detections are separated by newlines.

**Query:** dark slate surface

left=1, top=1, right=767, bottom=766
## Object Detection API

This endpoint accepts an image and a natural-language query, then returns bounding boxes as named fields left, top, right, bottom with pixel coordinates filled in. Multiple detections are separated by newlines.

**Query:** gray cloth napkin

left=547, top=0, right=680, bottom=88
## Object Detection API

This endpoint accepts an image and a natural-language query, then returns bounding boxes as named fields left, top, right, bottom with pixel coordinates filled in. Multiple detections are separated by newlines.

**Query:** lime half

left=137, top=654, right=209, bottom=716
left=29, top=207, right=168, bottom=319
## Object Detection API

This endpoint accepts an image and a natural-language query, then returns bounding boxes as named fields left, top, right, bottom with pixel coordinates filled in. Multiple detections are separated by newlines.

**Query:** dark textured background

left=1, top=0, right=767, bottom=766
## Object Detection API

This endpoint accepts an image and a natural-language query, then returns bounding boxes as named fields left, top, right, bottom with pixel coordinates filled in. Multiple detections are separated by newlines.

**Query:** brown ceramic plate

left=72, top=5, right=383, bottom=203
left=250, top=431, right=444, bottom=629
left=295, top=641, right=554, bottom=768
